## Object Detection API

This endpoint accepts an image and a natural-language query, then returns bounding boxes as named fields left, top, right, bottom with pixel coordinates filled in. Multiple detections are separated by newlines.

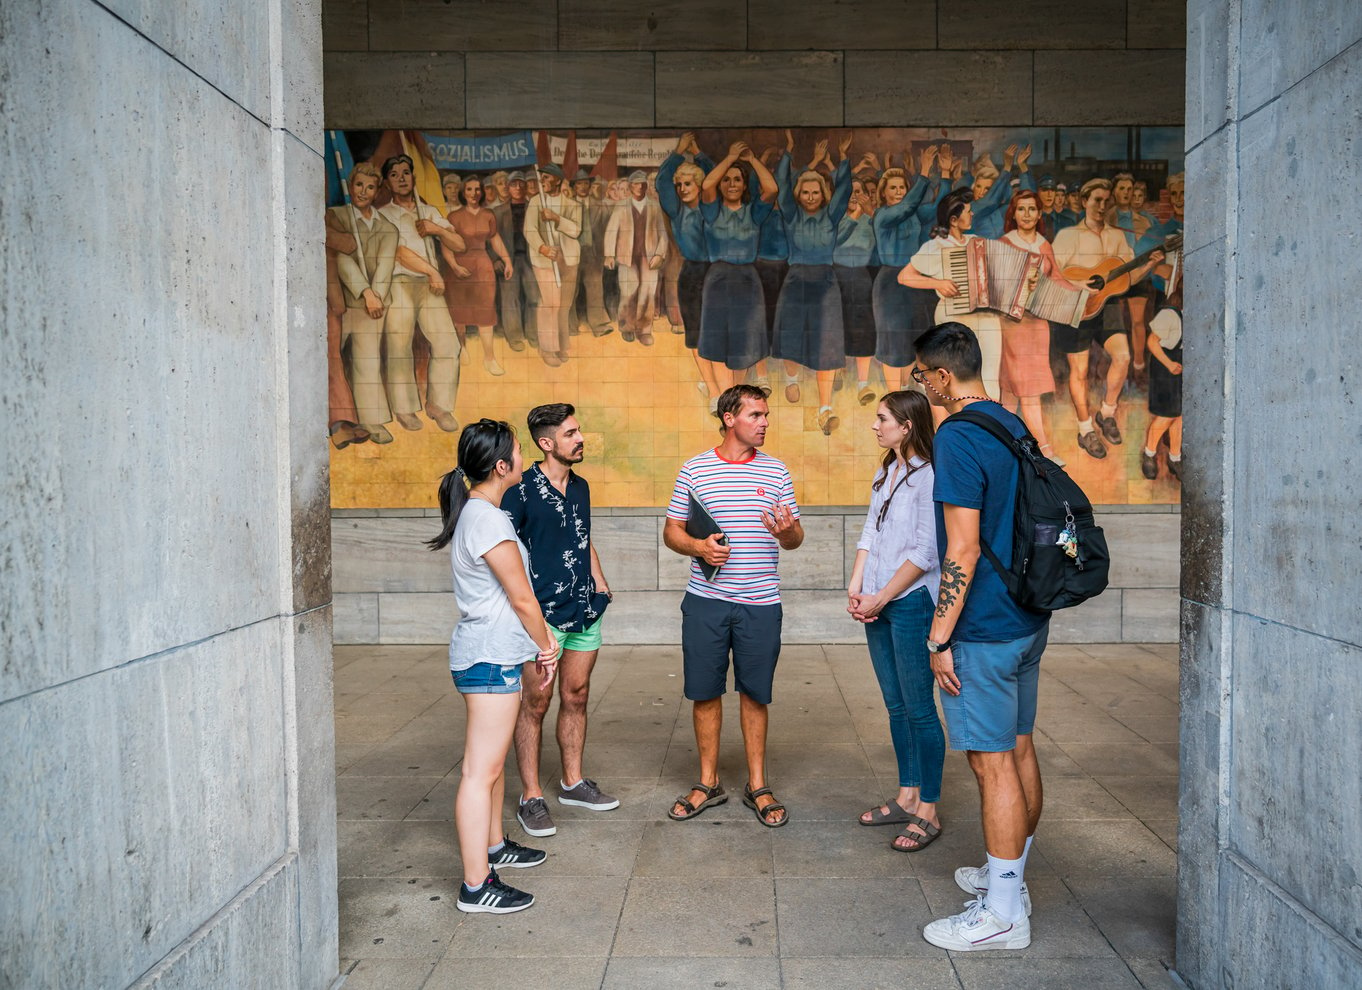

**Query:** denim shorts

left=451, top=661, right=523, bottom=695
left=939, top=625, right=1050, bottom=752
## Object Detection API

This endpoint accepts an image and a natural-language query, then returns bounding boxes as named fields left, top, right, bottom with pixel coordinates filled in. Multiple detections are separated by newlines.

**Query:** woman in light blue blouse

left=833, top=169, right=880, bottom=408
left=658, top=132, right=719, bottom=406
left=846, top=390, right=945, bottom=853
left=872, top=146, right=939, bottom=393
left=697, top=141, right=779, bottom=391
left=771, top=135, right=854, bottom=435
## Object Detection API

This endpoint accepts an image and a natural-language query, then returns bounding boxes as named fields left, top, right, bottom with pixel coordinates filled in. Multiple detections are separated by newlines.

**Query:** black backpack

left=947, top=408, right=1111, bottom=614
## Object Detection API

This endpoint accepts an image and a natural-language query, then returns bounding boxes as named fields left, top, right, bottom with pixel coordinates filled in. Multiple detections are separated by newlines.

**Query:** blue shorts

left=939, top=625, right=1049, bottom=752
left=451, top=662, right=523, bottom=695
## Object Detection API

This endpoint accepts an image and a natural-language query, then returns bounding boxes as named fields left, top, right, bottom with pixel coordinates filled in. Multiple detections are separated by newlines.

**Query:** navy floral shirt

left=501, top=464, right=610, bottom=632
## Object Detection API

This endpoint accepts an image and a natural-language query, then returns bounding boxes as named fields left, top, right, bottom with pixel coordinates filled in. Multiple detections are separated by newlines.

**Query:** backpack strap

left=941, top=407, right=1032, bottom=594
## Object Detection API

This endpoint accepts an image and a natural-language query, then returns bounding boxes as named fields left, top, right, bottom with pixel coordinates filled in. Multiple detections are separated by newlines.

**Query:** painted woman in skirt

left=657, top=133, right=720, bottom=409
left=872, top=145, right=940, bottom=393
left=772, top=135, right=854, bottom=435
left=833, top=173, right=880, bottom=408
left=898, top=189, right=1004, bottom=402
left=697, top=142, right=779, bottom=395
left=996, top=188, right=1069, bottom=464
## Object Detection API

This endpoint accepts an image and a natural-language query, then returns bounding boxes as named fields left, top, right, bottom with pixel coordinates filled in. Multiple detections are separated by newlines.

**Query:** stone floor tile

left=775, top=877, right=946, bottom=958
left=335, top=957, right=437, bottom=989
left=337, top=775, right=443, bottom=821
left=952, top=957, right=1144, bottom=988
left=1031, top=736, right=1088, bottom=776
left=1068, top=875, right=1177, bottom=958
left=773, top=820, right=923, bottom=878
left=1035, top=821, right=1177, bottom=878
left=444, top=877, right=628, bottom=958
left=341, top=738, right=462, bottom=778
left=764, top=774, right=884, bottom=823
left=1126, top=955, right=1181, bottom=989
left=336, top=741, right=377, bottom=774
left=1038, top=717, right=1148, bottom=745
left=920, top=876, right=1118, bottom=959
left=538, top=776, right=667, bottom=823
left=613, top=877, right=777, bottom=957
left=1145, top=818, right=1178, bottom=851
left=334, top=712, right=421, bottom=745
left=766, top=741, right=874, bottom=778
left=525, top=820, right=648, bottom=877
left=337, top=820, right=455, bottom=879
left=633, top=819, right=773, bottom=877
left=602, top=956, right=781, bottom=989
left=1094, top=774, right=1181, bottom=820
left=1053, top=742, right=1180, bottom=777
left=1036, top=775, right=1139, bottom=820
left=429, top=954, right=607, bottom=988
left=781, top=957, right=963, bottom=989
left=337, top=878, right=458, bottom=960
left=1085, top=692, right=1181, bottom=719
left=1114, top=716, right=1181, bottom=743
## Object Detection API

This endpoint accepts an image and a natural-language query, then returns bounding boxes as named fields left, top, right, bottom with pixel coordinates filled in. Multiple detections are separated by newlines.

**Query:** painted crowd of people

left=327, top=130, right=1184, bottom=480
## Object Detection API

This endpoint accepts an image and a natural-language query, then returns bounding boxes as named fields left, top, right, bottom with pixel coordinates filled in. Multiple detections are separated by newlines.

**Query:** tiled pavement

left=334, top=642, right=1180, bottom=990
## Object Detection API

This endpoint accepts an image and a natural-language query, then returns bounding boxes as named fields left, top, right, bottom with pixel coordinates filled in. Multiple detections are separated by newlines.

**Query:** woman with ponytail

left=846, top=391, right=946, bottom=853
left=427, top=418, right=560, bottom=915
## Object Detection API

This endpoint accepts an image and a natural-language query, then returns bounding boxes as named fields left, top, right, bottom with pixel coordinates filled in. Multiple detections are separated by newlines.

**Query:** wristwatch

left=925, top=638, right=950, bottom=654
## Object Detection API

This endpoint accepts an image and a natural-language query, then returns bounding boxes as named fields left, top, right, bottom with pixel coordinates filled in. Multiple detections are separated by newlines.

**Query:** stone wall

left=323, top=0, right=1186, bottom=130
left=0, top=1, right=336, bottom=987
left=1178, top=2, right=1362, bottom=988
left=333, top=506, right=1180, bottom=644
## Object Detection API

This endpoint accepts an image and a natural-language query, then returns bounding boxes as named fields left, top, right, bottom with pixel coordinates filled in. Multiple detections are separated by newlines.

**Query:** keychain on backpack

left=1057, top=502, right=1079, bottom=560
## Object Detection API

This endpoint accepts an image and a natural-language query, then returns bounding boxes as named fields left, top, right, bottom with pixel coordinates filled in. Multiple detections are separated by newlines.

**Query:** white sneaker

left=923, top=896, right=1031, bottom=951
left=954, top=864, right=1033, bottom=917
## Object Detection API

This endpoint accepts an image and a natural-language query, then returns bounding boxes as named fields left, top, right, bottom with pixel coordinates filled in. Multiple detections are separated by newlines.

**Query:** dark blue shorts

left=680, top=592, right=783, bottom=705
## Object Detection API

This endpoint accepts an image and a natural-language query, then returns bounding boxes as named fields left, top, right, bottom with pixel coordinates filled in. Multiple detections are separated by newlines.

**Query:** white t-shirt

left=447, top=499, right=539, bottom=672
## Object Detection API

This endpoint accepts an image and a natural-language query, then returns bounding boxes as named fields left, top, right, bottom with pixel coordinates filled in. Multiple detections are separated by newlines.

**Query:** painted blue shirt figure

left=657, top=150, right=715, bottom=262
left=758, top=206, right=788, bottom=261
left=1137, top=214, right=1183, bottom=293
left=960, top=167, right=1035, bottom=240
left=699, top=194, right=773, bottom=263
left=501, top=463, right=609, bottom=632
left=775, top=153, right=853, bottom=264
left=834, top=213, right=876, bottom=267
left=873, top=174, right=932, bottom=268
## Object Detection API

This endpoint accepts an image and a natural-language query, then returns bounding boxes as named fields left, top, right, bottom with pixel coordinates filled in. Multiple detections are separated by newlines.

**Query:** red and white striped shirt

left=666, top=448, right=799, bottom=606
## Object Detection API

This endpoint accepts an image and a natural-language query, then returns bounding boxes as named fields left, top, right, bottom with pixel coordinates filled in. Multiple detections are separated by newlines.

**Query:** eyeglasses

left=910, top=366, right=938, bottom=384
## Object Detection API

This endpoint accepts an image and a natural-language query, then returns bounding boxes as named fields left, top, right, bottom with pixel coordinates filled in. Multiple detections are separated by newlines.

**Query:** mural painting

left=325, top=127, right=1184, bottom=509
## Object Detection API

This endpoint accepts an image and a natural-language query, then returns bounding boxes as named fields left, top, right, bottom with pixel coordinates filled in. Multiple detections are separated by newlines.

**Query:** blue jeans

left=863, top=587, right=945, bottom=802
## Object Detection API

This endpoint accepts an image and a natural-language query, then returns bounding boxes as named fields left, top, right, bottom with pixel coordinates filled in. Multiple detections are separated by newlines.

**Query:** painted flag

left=325, top=130, right=356, bottom=207
left=563, top=131, right=579, bottom=178
left=591, top=132, right=618, bottom=180
left=368, top=129, right=448, bottom=213
left=535, top=129, right=552, bottom=168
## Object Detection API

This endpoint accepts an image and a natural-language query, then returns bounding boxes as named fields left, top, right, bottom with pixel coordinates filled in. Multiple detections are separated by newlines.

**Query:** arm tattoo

left=935, top=557, right=970, bottom=619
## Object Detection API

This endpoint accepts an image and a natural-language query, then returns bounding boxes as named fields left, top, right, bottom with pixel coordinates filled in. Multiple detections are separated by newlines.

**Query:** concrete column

left=1178, top=1, right=1362, bottom=987
left=0, top=0, right=337, bottom=986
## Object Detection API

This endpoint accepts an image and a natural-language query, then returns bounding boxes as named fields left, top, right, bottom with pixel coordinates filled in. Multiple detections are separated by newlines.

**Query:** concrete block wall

left=333, top=506, right=1180, bottom=645
left=1178, top=2, right=1362, bottom=989
left=0, top=0, right=336, bottom=987
left=322, top=0, right=1185, bottom=129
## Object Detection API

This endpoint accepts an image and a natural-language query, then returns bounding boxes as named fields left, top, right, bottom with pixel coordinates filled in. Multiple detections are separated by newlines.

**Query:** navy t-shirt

left=932, top=401, right=1049, bottom=643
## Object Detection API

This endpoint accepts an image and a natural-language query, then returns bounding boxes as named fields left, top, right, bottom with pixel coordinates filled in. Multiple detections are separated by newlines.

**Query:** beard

left=550, top=446, right=585, bottom=466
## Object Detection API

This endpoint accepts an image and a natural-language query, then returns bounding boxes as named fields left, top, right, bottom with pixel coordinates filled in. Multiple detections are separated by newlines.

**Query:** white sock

left=987, top=853, right=1026, bottom=923
left=1020, top=834, right=1034, bottom=874
left=1100, top=402, right=1117, bottom=419
left=1078, top=418, right=1094, bottom=435
left=785, top=373, right=799, bottom=385
left=1169, top=453, right=1181, bottom=462
left=561, top=778, right=582, bottom=791
left=1144, top=448, right=1157, bottom=457
left=463, top=878, right=485, bottom=893
left=819, top=405, right=833, bottom=414
left=487, top=840, right=505, bottom=855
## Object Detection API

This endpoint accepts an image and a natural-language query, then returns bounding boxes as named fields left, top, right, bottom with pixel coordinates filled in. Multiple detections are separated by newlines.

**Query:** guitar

left=1061, top=234, right=1184, bottom=320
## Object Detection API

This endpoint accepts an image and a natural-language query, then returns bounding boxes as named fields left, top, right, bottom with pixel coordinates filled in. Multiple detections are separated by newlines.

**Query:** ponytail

left=425, top=467, right=469, bottom=551
left=425, top=419, right=517, bottom=551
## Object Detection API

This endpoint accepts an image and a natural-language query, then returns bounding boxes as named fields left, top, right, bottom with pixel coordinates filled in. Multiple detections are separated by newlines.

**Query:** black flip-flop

left=668, top=782, right=727, bottom=821
left=743, top=784, right=788, bottom=828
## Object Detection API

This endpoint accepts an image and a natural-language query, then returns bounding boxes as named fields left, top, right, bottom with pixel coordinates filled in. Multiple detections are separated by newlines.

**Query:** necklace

left=951, top=395, right=992, bottom=404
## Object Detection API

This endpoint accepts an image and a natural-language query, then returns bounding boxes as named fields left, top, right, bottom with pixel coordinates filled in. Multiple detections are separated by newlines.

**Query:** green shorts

left=554, top=616, right=604, bottom=655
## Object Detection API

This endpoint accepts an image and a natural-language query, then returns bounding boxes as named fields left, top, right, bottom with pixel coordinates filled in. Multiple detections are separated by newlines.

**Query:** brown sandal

left=743, top=784, right=788, bottom=828
left=859, top=799, right=914, bottom=826
left=890, top=814, right=942, bottom=852
left=668, top=782, right=727, bottom=821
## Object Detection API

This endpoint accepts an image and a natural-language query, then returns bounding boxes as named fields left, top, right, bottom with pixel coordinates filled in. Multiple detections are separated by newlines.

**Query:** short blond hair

left=877, top=167, right=908, bottom=202
left=1166, top=172, right=1185, bottom=193
left=795, top=169, right=830, bottom=206
left=348, top=161, right=380, bottom=185
left=674, top=161, right=705, bottom=186
left=1079, top=177, right=1112, bottom=203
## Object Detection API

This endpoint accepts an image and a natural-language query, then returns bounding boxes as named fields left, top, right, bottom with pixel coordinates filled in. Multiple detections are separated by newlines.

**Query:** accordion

left=940, top=238, right=1091, bottom=328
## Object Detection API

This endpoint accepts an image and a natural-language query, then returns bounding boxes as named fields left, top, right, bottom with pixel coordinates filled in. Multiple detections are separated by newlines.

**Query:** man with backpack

left=910, top=321, right=1097, bottom=952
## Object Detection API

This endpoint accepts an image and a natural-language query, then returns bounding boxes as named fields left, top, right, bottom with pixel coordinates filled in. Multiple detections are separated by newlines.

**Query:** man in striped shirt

left=663, top=385, right=804, bottom=828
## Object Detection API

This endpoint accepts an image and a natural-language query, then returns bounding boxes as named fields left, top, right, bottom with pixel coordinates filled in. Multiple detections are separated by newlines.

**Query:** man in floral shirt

left=502, top=403, right=617, bottom=837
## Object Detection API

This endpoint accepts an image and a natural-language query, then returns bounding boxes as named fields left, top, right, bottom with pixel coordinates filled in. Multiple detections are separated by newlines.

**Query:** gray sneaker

left=558, top=778, right=620, bottom=811
left=517, top=796, right=557, bottom=837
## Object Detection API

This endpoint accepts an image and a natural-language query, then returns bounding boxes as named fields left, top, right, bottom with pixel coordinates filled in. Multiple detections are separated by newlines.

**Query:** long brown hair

left=1003, top=188, right=1042, bottom=234
left=871, top=391, right=935, bottom=529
